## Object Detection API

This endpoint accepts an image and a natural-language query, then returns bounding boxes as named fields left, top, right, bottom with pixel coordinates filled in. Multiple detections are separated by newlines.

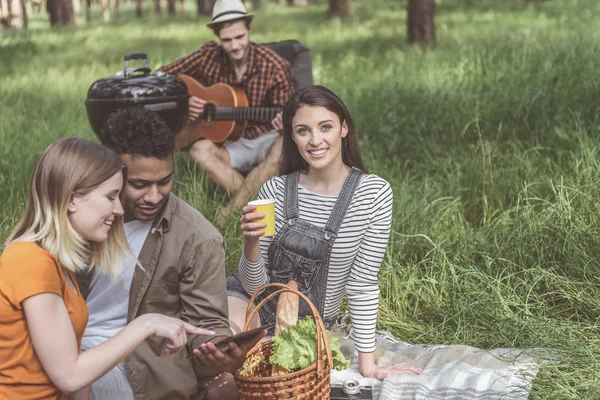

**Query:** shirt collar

left=219, top=42, right=258, bottom=83
left=150, top=193, right=174, bottom=234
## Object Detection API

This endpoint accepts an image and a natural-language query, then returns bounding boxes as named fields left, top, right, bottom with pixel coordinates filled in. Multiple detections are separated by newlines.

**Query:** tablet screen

left=215, top=323, right=275, bottom=351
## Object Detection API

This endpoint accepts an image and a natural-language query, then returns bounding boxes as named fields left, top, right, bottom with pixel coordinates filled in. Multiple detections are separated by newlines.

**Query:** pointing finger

left=183, top=322, right=215, bottom=336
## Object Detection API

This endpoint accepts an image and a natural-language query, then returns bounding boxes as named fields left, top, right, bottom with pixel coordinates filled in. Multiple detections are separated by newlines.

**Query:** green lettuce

left=269, top=316, right=350, bottom=372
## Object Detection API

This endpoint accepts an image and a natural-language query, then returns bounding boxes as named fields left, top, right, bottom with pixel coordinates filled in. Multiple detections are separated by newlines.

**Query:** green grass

left=2, top=0, right=600, bottom=397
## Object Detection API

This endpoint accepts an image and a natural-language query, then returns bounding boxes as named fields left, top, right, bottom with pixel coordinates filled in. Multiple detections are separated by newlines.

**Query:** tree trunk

left=85, top=0, right=90, bottom=21
left=101, top=0, right=110, bottom=21
left=154, top=0, right=161, bottom=15
left=135, top=0, right=141, bottom=17
left=8, top=0, right=21, bottom=27
left=167, top=0, right=174, bottom=15
left=196, top=0, right=212, bottom=16
left=1, top=0, right=8, bottom=22
left=250, top=0, right=259, bottom=9
left=328, top=0, right=349, bottom=17
left=46, top=0, right=75, bottom=26
left=407, top=0, right=436, bottom=44
left=0, top=0, right=9, bottom=28
left=20, top=0, right=27, bottom=27
left=288, top=0, right=307, bottom=5
left=178, top=0, right=184, bottom=14
left=71, top=0, right=79, bottom=14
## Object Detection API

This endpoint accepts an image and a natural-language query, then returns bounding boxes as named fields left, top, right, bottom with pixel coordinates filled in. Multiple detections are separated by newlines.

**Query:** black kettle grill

left=85, top=52, right=189, bottom=139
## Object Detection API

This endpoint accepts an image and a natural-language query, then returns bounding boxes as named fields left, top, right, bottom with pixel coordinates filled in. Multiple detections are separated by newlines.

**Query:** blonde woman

left=0, top=137, right=213, bottom=400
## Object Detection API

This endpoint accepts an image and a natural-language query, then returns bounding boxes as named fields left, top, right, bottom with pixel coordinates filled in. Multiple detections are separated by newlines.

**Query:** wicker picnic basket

left=233, top=282, right=333, bottom=399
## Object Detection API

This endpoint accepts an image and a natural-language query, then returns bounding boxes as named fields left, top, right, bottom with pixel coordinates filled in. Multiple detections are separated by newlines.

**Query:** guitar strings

left=213, top=106, right=281, bottom=121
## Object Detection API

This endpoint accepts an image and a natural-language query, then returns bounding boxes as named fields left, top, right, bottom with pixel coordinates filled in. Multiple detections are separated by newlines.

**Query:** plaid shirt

left=159, top=41, right=293, bottom=140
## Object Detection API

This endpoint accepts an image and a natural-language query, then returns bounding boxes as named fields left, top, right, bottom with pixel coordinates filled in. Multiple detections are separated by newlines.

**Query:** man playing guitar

left=159, top=0, right=293, bottom=225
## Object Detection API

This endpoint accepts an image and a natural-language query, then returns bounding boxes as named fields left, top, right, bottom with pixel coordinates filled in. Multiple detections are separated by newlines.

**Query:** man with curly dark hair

left=76, top=108, right=265, bottom=400
left=99, top=108, right=174, bottom=159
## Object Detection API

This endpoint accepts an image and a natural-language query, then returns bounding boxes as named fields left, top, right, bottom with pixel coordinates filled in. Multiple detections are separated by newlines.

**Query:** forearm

left=239, top=243, right=269, bottom=294
left=243, top=239, right=261, bottom=262
left=25, top=294, right=153, bottom=395
left=346, top=281, right=379, bottom=353
left=358, top=352, right=376, bottom=377
left=346, top=182, right=393, bottom=353
left=238, top=181, right=277, bottom=294
left=63, top=318, right=150, bottom=393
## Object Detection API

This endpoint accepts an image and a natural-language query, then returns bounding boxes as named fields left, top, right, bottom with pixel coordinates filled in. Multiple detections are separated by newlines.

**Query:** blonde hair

left=7, top=137, right=129, bottom=277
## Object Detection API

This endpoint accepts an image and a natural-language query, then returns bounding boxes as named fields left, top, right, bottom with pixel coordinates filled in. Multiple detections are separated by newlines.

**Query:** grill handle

left=124, top=52, right=148, bottom=61
left=144, top=102, right=178, bottom=112
left=123, top=52, right=150, bottom=77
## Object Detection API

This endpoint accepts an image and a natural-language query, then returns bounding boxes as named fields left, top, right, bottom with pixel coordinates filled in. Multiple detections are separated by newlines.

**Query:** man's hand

left=192, top=329, right=267, bottom=374
left=188, top=96, right=207, bottom=122
left=271, top=111, right=283, bottom=132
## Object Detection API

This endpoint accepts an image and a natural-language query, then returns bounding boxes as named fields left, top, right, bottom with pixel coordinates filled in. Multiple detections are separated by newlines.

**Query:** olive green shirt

left=78, top=193, right=232, bottom=400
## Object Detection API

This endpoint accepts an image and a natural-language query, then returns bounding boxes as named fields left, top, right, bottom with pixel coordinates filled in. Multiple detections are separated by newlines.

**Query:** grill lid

left=84, top=52, right=189, bottom=139
left=85, top=52, right=188, bottom=104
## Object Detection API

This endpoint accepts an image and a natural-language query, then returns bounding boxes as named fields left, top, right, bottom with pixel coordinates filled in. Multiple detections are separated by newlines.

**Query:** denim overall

left=227, top=168, right=363, bottom=329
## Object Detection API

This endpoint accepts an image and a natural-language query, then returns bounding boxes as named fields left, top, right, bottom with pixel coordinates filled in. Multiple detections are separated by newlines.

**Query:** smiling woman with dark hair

left=226, top=85, right=423, bottom=381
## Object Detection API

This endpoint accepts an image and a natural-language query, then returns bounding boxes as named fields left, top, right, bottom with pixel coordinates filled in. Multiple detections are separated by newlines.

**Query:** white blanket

left=330, top=325, right=539, bottom=400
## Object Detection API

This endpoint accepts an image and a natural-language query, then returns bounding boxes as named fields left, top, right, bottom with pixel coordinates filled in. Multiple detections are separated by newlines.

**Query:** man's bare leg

left=234, top=136, right=283, bottom=209
left=189, top=140, right=245, bottom=195
left=228, top=296, right=260, bottom=334
left=218, top=136, right=283, bottom=221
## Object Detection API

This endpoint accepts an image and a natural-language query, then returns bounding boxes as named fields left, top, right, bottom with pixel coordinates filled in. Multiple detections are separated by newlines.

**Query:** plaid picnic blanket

left=330, top=324, right=539, bottom=400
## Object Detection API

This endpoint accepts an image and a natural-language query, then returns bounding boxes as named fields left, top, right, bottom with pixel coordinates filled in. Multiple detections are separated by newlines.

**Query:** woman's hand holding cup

left=240, top=205, right=267, bottom=242
left=240, top=199, right=276, bottom=244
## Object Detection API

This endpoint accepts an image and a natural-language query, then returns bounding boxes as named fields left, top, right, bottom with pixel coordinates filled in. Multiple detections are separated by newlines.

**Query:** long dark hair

left=280, top=85, right=367, bottom=175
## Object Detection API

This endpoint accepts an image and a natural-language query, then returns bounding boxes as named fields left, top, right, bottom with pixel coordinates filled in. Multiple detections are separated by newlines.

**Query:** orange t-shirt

left=0, top=241, right=89, bottom=400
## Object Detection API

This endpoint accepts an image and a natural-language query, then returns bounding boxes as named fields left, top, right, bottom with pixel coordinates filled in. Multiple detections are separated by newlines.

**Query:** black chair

left=261, top=39, right=314, bottom=91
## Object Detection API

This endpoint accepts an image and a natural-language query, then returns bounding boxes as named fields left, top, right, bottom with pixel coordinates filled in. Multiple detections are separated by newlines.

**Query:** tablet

left=215, top=323, right=275, bottom=352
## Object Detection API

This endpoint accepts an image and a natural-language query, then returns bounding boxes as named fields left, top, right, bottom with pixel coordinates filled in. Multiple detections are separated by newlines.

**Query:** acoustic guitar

left=175, top=74, right=281, bottom=150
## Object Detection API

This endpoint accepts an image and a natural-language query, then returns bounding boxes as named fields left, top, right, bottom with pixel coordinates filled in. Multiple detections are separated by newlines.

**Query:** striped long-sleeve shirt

left=238, top=174, right=393, bottom=352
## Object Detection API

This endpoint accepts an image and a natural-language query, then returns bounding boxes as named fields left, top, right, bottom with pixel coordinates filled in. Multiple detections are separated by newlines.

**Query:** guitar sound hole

left=204, top=103, right=216, bottom=123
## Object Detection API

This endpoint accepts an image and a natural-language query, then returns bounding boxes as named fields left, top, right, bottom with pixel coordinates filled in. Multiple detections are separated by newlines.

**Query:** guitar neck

left=213, top=106, right=281, bottom=122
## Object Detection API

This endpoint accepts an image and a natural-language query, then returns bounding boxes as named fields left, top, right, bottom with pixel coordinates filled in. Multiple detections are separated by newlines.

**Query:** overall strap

left=283, top=171, right=301, bottom=221
left=324, top=168, right=363, bottom=238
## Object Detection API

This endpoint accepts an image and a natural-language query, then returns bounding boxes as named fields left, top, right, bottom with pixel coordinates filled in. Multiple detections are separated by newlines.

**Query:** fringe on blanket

left=329, top=314, right=543, bottom=400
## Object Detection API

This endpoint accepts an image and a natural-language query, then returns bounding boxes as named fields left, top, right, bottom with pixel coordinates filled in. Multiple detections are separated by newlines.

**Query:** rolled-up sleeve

left=180, top=237, right=233, bottom=357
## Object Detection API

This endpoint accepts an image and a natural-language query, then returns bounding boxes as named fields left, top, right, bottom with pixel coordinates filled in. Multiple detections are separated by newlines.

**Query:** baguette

left=271, top=280, right=299, bottom=376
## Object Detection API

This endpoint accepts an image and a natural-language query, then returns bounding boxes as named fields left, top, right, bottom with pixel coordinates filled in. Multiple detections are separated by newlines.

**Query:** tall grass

left=1, top=0, right=599, bottom=397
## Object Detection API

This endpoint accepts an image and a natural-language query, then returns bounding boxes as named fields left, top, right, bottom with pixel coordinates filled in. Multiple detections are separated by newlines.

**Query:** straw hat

left=207, top=0, right=254, bottom=29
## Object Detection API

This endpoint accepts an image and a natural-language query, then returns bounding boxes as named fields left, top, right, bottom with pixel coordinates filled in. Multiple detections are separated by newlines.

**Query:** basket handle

left=244, top=282, right=333, bottom=376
